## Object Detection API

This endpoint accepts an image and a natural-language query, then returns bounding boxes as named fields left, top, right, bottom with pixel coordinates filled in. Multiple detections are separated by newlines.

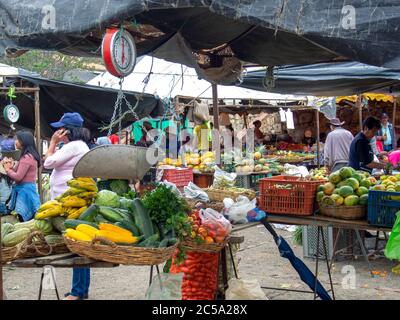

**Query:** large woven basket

left=64, top=236, right=178, bottom=265
left=1, top=246, right=19, bottom=264
left=180, top=238, right=228, bottom=253
left=319, top=204, right=367, bottom=220
left=185, top=199, right=225, bottom=212
left=204, top=188, right=256, bottom=202
left=17, top=232, right=69, bottom=259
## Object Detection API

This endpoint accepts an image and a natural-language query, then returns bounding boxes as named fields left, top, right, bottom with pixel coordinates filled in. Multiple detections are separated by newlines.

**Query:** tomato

left=205, top=236, right=214, bottom=244
left=198, top=227, right=208, bottom=237
left=216, top=227, right=227, bottom=237
left=187, top=216, right=194, bottom=223
left=215, top=236, right=225, bottom=243
left=192, top=224, right=199, bottom=232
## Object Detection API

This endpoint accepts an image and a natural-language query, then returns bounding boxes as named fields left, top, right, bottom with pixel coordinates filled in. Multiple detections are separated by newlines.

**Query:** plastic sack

left=212, top=166, right=236, bottom=189
left=224, top=196, right=256, bottom=224
left=199, top=208, right=232, bottom=236
left=145, top=273, right=183, bottom=300
left=225, top=279, right=268, bottom=300
left=247, top=207, right=267, bottom=222
left=184, top=182, right=209, bottom=202
left=283, top=164, right=309, bottom=177
left=384, top=212, right=400, bottom=260
left=160, top=180, right=182, bottom=196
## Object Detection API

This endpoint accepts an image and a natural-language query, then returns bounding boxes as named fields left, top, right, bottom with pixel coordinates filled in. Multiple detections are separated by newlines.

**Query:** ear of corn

left=95, top=230, right=138, bottom=244
left=64, top=228, right=93, bottom=241
left=76, top=224, right=98, bottom=238
left=98, top=223, right=133, bottom=236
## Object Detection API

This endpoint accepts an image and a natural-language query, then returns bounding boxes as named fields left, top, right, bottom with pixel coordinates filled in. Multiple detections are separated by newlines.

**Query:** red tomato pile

left=188, top=210, right=229, bottom=244
left=170, top=250, right=219, bottom=300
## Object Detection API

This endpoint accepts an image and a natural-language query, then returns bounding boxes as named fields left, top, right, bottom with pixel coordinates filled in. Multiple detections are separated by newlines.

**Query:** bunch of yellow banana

left=36, top=177, right=98, bottom=220
left=35, top=200, right=64, bottom=220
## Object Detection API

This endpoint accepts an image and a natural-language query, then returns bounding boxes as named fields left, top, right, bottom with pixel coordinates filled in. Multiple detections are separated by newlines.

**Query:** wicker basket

left=17, top=232, right=69, bottom=259
left=1, top=246, right=19, bottom=264
left=185, top=199, right=225, bottom=212
left=319, top=204, right=367, bottom=220
left=204, top=188, right=256, bottom=202
left=180, top=238, right=228, bottom=253
left=64, top=236, right=178, bottom=265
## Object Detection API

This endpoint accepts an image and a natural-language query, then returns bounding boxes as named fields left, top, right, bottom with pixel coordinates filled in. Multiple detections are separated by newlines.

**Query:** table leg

left=221, top=248, right=229, bottom=299
left=50, top=267, right=60, bottom=300
left=329, top=228, right=342, bottom=271
left=149, top=265, right=154, bottom=286
left=228, top=244, right=239, bottom=279
left=355, top=230, right=373, bottom=276
left=155, top=265, right=163, bottom=291
left=320, top=227, right=335, bottom=300
left=38, top=269, right=45, bottom=300
left=374, top=231, right=380, bottom=251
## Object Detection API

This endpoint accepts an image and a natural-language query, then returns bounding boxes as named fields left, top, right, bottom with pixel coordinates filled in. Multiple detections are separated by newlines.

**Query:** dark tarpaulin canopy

left=239, top=62, right=400, bottom=96
left=0, top=75, right=164, bottom=138
left=1, top=1, right=400, bottom=69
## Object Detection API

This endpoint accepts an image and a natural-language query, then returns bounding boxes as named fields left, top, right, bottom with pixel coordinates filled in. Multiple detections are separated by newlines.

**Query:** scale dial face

left=3, top=104, right=19, bottom=123
left=102, top=28, right=137, bottom=78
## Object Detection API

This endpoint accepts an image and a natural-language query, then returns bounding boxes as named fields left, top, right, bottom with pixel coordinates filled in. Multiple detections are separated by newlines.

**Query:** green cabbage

left=109, top=179, right=130, bottom=196
left=95, top=190, right=120, bottom=208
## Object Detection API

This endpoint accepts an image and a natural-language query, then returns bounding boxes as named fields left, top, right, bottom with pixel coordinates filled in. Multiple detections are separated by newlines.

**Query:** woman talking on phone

left=43, top=112, right=91, bottom=300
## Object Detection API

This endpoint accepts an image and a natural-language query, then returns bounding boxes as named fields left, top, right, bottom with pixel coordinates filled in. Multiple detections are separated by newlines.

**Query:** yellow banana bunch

left=60, top=196, right=88, bottom=208
left=38, top=200, right=61, bottom=212
left=67, top=179, right=98, bottom=192
left=35, top=205, right=63, bottom=219
left=67, top=206, right=87, bottom=219
left=77, top=191, right=97, bottom=200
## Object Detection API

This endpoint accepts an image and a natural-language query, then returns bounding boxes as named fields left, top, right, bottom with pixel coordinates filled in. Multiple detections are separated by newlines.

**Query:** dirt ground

left=3, top=225, right=400, bottom=300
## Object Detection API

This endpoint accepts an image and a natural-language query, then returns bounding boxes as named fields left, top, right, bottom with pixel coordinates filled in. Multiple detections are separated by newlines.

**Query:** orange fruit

left=205, top=236, right=214, bottom=244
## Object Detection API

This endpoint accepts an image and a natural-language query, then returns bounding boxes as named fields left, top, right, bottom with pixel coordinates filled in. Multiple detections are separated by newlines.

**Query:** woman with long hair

left=2, top=130, right=41, bottom=221
left=43, top=112, right=91, bottom=301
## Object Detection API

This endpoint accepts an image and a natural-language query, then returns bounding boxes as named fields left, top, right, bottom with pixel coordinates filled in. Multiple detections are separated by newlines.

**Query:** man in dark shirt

left=349, top=117, right=387, bottom=174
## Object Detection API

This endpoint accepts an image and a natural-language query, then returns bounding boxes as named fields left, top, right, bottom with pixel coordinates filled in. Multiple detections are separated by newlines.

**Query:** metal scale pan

left=73, top=145, right=159, bottom=180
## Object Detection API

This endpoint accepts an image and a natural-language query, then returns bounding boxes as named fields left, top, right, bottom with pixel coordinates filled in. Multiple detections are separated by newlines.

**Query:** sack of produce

left=199, top=208, right=232, bottom=238
left=212, top=166, right=236, bottom=189
left=183, top=182, right=209, bottom=202
left=225, top=278, right=268, bottom=300
left=145, top=273, right=183, bottom=300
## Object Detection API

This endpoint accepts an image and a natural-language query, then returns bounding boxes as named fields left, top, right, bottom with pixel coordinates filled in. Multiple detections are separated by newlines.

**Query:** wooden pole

left=393, top=96, right=397, bottom=149
left=0, top=216, right=3, bottom=300
left=357, top=95, right=363, bottom=131
left=212, top=84, right=219, bottom=130
left=315, top=109, right=320, bottom=168
left=34, top=89, right=43, bottom=203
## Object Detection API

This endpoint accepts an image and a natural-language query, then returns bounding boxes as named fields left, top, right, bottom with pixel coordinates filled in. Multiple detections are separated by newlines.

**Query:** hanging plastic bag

left=384, top=212, right=400, bottom=260
left=212, top=166, right=237, bottom=189
left=199, top=208, right=232, bottom=238
left=145, top=273, right=183, bottom=300
left=183, top=182, right=209, bottom=202
left=225, top=278, right=268, bottom=300
left=160, top=180, right=182, bottom=196
left=224, top=196, right=257, bottom=224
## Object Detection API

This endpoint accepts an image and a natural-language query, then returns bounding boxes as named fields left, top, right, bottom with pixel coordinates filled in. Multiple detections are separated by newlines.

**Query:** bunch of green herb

left=142, top=184, right=192, bottom=241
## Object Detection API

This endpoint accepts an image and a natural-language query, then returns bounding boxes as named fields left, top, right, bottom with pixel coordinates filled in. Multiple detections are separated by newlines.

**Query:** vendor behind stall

left=349, top=117, right=387, bottom=174
left=302, top=128, right=316, bottom=151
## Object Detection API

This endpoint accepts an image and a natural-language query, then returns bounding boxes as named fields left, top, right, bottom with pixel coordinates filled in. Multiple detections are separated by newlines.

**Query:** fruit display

left=187, top=210, right=230, bottom=244
left=158, top=152, right=216, bottom=173
left=35, top=177, right=98, bottom=220
left=308, top=167, right=329, bottom=181
left=316, top=167, right=373, bottom=207
left=370, top=174, right=400, bottom=200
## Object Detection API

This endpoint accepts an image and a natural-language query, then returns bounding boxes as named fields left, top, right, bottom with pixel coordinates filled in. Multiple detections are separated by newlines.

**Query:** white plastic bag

left=283, top=164, right=309, bottom=177
left=199, top=208, right=232, bottom=235
left=224, top=196, right=257, bottom=224
left=145, top=273, right=183, bottom=300
left=183, top=182, right=209, bottom=202
left=212, top=166, right=237, bottom=189
left=225, top=279, right=268, bottom=300
left=160, top=180, right=182, bottom=196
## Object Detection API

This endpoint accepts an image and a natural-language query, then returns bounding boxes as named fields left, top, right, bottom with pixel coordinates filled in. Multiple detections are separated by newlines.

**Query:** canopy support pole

left=212, top=84, right=219, bottom=130
left=34, top=88, right=43, bottom=203
left=315, top=109, right=320, bottom=168
left=393, top=96, right=397, bottom=149
left=357, top=95, right=363, bottom=131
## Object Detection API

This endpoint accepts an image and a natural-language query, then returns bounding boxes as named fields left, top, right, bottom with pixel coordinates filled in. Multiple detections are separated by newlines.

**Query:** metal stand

left=38, top=266, right=60, bottom=300
left=329, top=228, right=374, bottom=276
left=148, top=265, right=163, bottom=291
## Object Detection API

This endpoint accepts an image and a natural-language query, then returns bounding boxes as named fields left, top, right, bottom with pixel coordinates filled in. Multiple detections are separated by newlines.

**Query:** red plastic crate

left=162, top=168, right=193, bottom=187
left=258, top=175, right=321, bottom=216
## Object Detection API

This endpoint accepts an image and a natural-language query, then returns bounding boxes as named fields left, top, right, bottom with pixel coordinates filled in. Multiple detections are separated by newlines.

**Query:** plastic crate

left=368, top=190, right=400, bottom=227
left=193, top=173, right=214, bottom=188
left=162, top=168, right=193, bottom=187
left=259, top=176, right=321, bottom=216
